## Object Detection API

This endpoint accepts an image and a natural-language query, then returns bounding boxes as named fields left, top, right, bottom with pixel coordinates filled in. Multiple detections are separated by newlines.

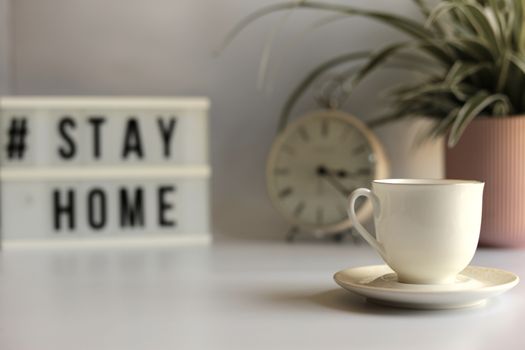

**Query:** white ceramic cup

left=348, top=179, right=484, bottom=284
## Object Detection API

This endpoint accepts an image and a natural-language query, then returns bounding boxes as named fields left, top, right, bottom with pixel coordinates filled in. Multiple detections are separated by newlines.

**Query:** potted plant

left=221, top=0, right=525, bottom=247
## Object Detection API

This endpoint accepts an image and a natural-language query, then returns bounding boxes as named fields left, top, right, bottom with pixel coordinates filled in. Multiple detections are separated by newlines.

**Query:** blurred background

left=0, top=0, right=443, bottom=240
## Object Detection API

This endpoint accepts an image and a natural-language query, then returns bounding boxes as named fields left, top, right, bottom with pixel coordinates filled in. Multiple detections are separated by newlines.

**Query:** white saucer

left=334, top=265, right=519, bottom=310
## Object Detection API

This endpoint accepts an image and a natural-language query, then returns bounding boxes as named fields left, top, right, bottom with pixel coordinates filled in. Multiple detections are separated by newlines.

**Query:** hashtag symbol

left=5, top=117, right=28, bottom=160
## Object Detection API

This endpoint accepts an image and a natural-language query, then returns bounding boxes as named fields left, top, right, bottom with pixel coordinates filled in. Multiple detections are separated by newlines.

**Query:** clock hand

left=325, top=174, right=352, bottom=197
left=317, top=166, right=353, bottom=197
left=334, top=168, right=372, bottom=178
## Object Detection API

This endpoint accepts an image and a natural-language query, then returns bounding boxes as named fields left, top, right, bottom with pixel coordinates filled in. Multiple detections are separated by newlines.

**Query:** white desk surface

left=0, top=239, right=524, bottom=350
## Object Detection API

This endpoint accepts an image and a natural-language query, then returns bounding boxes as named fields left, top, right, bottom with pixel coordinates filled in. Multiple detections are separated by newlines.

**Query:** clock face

left=267, top=110, right=388, bottom=234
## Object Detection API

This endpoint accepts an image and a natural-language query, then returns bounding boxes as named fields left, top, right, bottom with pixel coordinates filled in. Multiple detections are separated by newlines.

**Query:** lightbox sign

left=0, top=97, right=211, bottom=244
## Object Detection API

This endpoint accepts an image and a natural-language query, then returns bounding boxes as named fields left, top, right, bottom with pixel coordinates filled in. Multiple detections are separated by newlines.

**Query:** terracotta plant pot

left=445, top=116, right=525, bottom=247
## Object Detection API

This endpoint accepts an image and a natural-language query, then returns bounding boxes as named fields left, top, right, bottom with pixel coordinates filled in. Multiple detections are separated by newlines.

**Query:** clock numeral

left=294, top=201, right=305, bottom=217
left=321, top=119, right=329, bottom=137
left=298, top=127, right=310, bottom=142
left=352, top=144, right=367, bottom=155
left=336, top=169, right=348, bottom=178
left=316, top=206, right=324, bottom=225
left=278, top=187, right=293, bottom=199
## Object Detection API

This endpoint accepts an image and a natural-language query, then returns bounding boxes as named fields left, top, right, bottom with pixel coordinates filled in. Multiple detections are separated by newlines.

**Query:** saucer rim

left=333, top=264, right=520, bottom=294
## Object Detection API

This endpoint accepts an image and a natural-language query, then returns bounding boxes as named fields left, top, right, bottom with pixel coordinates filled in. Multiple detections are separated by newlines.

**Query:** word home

left=53, top=185, right=176, bottom=232
left=1, top=178, right=209, bottom=239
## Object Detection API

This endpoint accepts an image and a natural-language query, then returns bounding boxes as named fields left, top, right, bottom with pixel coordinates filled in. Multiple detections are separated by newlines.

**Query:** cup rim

left=373, top=179, right=484, bottom=185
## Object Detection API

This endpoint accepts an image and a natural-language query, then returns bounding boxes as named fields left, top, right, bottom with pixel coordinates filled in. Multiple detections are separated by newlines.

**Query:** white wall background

left=0, top=0, right=9, bottom=94
left=2, top=0, right=443, bottom=239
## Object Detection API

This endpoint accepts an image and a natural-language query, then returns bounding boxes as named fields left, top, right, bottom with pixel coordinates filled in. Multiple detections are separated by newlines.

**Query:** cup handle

left=348, top=188, right=387, bottom=261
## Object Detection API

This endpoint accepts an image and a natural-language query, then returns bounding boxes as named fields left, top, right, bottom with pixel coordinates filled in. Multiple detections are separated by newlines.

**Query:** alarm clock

left=266, top=109, right=389, bottom=239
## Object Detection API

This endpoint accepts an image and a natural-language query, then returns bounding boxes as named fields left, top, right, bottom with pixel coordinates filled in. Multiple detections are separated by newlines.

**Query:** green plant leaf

left=256, top=3, right=302, bottom=90
left=496, top=51, right=511, bottom=92
left=338, top=42, right=413, bottom=103
left=446, top=37, right=495, bottom=61
left=511, top=0, right=524, bottom=51
left=392, top=82, right=453, bottom=102
left=488, top=0, right=505, bottom=42
left=426, top=2, right=458, bottom=27
left=413, top=0, right=431, bottom=17
left=278, top=51, right=370, bottom=132
left=430, top=107, right=461, bottom=138
left=445, top=61, right=491, bottom=85
left=413, top=107, right=460, bottom=145
left=222, top=0, right=525, bottom=142
left=448, top=91, right=511, bottom=147
left=509, top=53, right=525, bottom=74
left=217, top=1, right=452, bottom=61
left=428, top=2, right=476, bottom=36
left=430, top=1, right=500, bottom=50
